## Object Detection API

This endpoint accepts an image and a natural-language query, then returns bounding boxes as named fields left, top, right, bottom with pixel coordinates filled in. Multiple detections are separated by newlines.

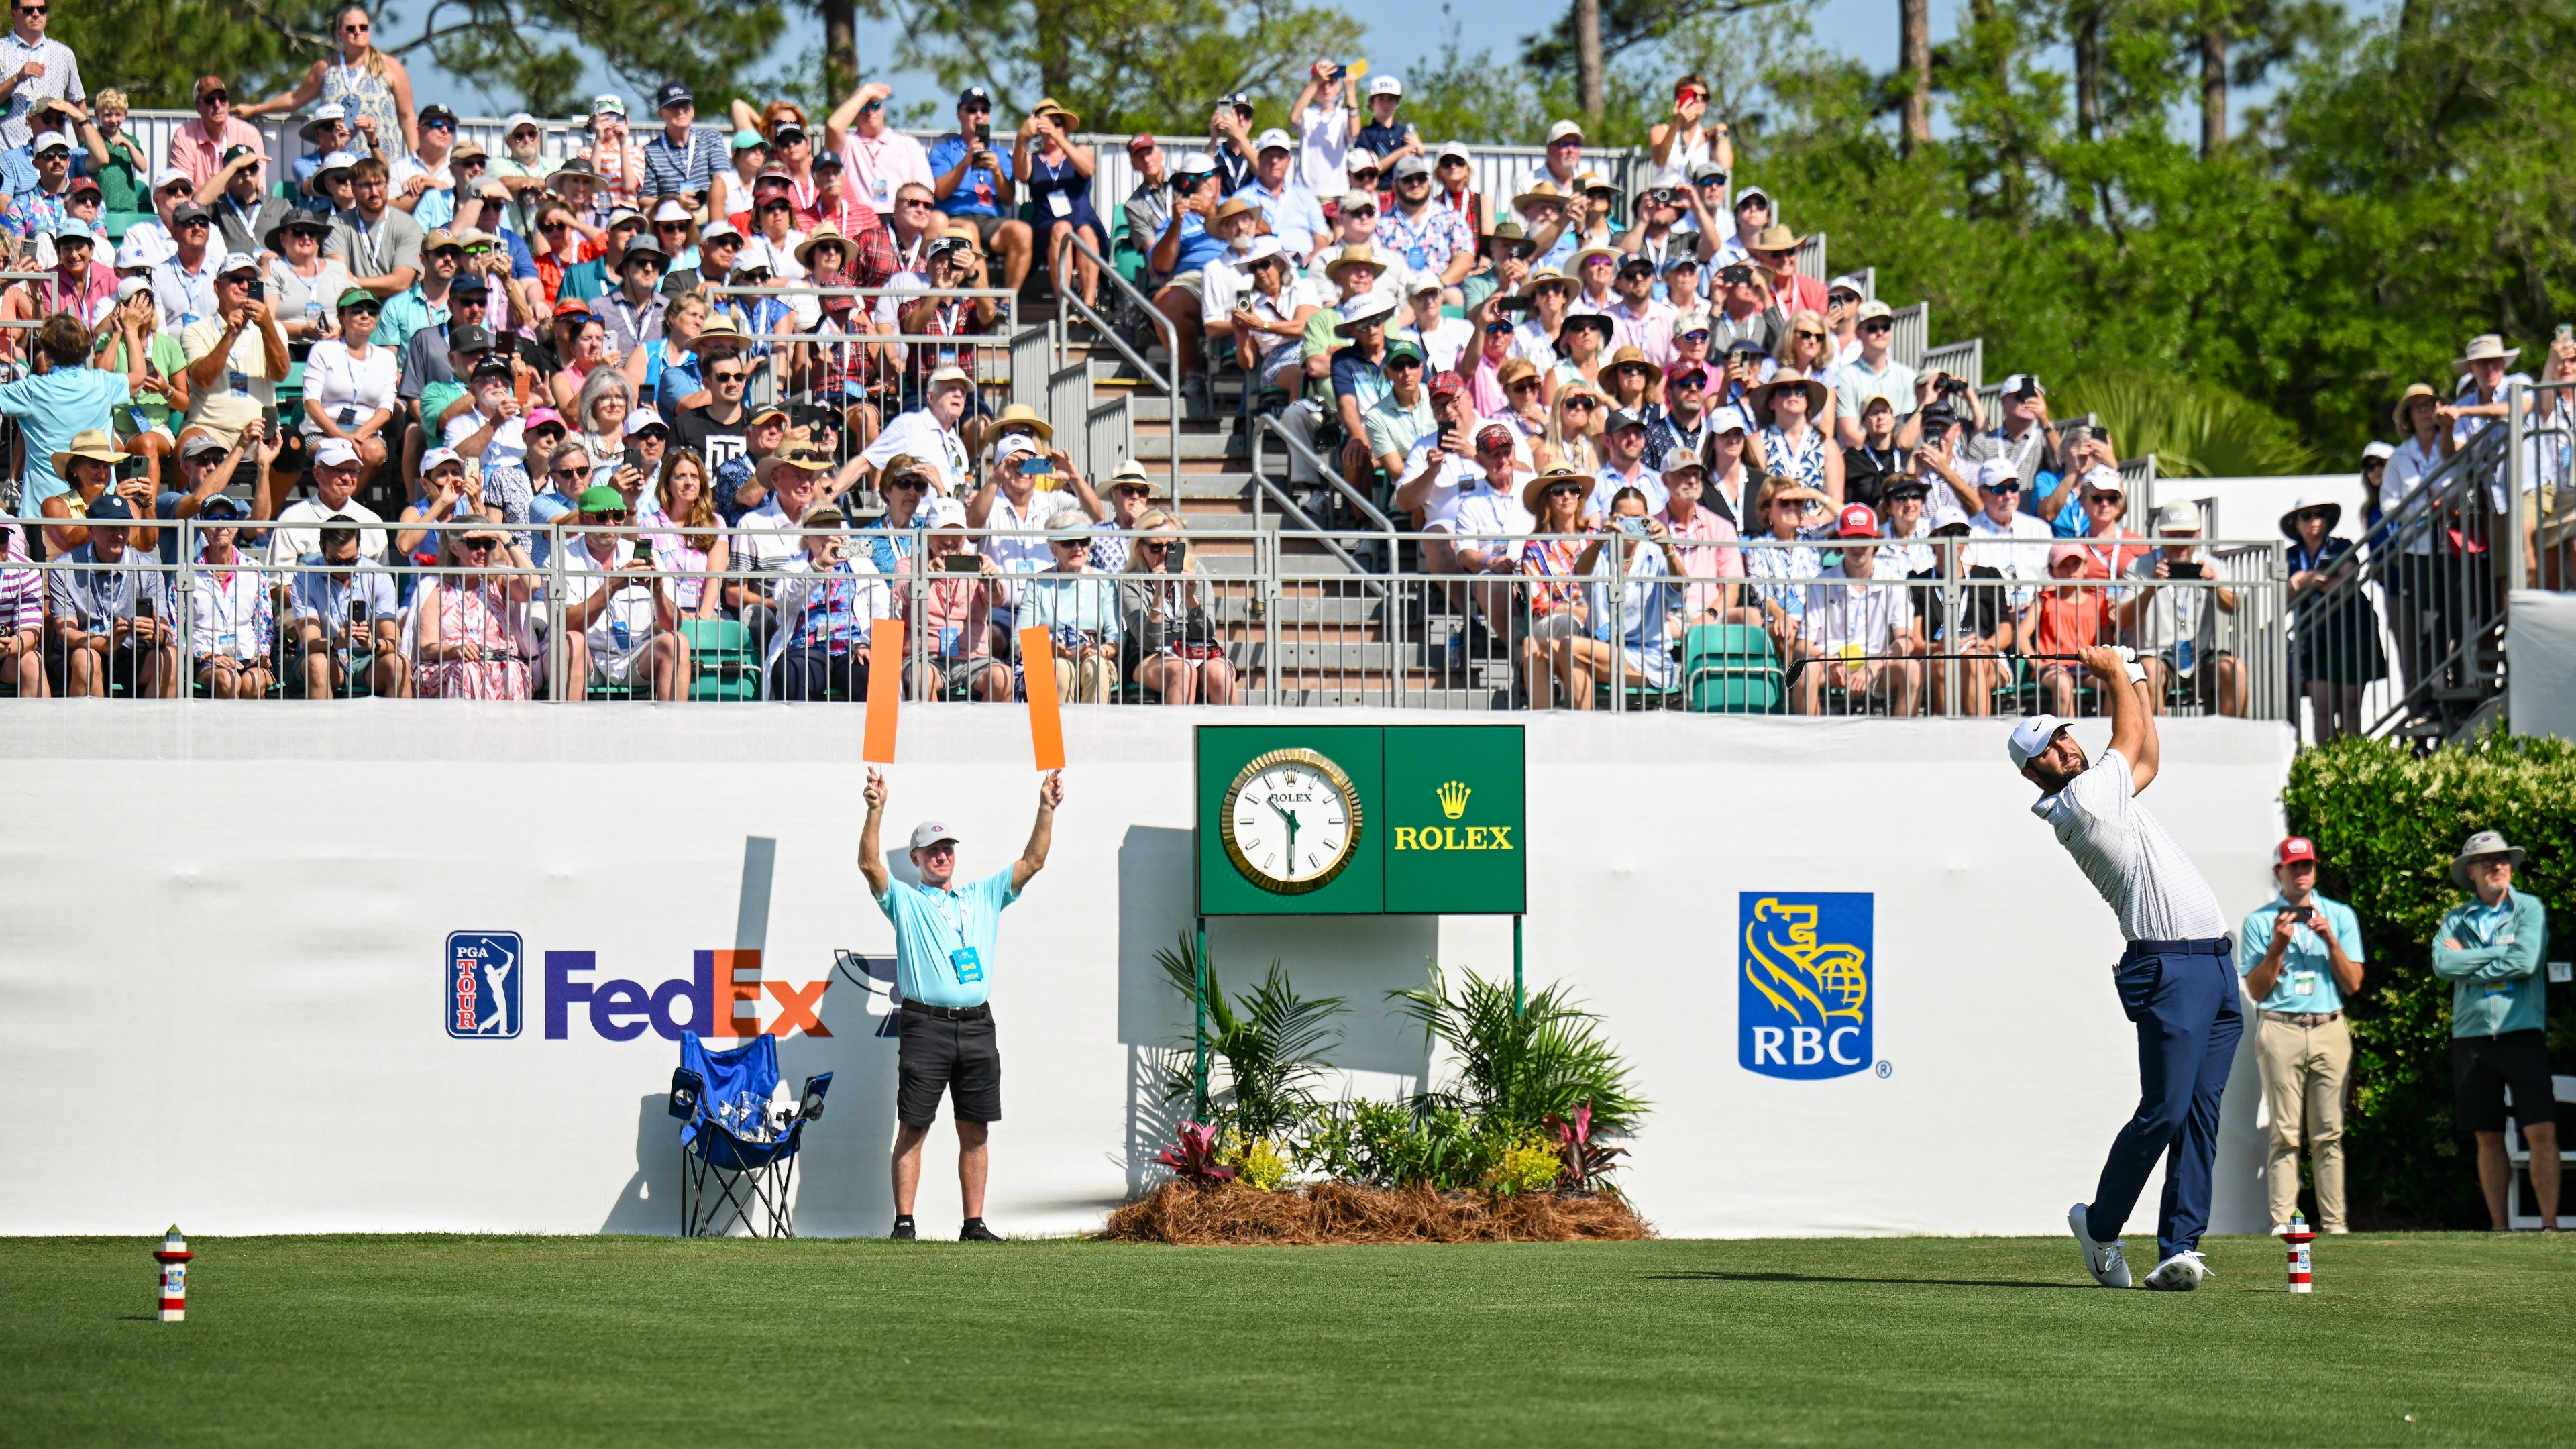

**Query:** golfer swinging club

left=858, top=764, right=1064, bottom=1241
left=2009, top=645, right=2238, bottom=1291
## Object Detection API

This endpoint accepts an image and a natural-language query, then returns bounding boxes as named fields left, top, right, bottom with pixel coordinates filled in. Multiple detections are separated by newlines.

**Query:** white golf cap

left=2361, top=440, right=2394, bottom=464
left=623, top=407, right=667, bottom=436
left=2000, top=372, right=2043, bottom=396
left=910, top=821, right=960, bottom=850
left=1367, top=74, right=1403, bottom=98
left=1709, top=404, right=1753, bottom=435
left=216, top=250, right=260, bottom=276
left=504, top=111, right=540, bottom=133
left=312, top=437, right=361, bottom=468
left=1436, top=140, right=1472, bottom=163
left=992, top=431, right=1040, bottom=463
left=2153, top=502, right=2200, bottom=532
left=1545, top=119, right=1584, bottom=144
left=651, top=198, right=692, bottom=222
left=1974, top=455, right=2022, bottom=492
left=420, top=446, right=464, bottom=473
left=152, top=165, right=191, bottom=191
left=1826, top=272, right=1867, bottom=299
left=1174, top=150, right=1217, bottom=175
left=1254, top=127, right=1294, bottom=153
left=2007, top=714, right=2072, bottom=770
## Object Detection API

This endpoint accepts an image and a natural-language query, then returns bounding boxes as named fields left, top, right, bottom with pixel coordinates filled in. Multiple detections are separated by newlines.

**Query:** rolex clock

left=1220, top=748, right=1362, bottom=893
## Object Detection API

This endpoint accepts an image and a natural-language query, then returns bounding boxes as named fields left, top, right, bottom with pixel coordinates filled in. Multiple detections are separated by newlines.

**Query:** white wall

left=2508, top=590, right=2576, bottom=741
left=0, top=704, right=2294, bottom=1240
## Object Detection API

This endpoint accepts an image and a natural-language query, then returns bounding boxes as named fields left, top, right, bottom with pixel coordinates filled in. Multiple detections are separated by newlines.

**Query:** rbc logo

left=1738, top=893, right=1872, bottom=1080
left=447, top=932, right=524, bottom=1039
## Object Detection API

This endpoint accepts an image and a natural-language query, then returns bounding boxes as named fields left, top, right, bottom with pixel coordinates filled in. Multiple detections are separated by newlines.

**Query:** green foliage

left=1221, top=1131, right=1293, bottom=1191
left=1489, top=1132, right=1567, bottom=1195
left=1391, top=965, right=1647, bottom=1138
left=1297, top=1099, right=1517, bottom=1190
left=2279, top=734, right=2575, bottom=1226
left=2058, top=372, right=2322, bottom=476
left=1156, top=932, right=1346, bottom=1143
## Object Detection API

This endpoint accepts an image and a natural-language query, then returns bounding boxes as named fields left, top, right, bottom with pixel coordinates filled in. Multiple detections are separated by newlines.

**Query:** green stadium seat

left=682, top=619, right=759, bottom=702
left=1684, top=624, right=1784, bottom=714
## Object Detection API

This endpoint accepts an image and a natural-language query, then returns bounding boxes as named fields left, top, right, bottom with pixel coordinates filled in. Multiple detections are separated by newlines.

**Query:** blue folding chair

left=667, top=1031, right=833, bottom=1237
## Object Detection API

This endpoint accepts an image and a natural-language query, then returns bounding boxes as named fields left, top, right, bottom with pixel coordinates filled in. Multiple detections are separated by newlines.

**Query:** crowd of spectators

left=0, top=16, right=2555, bottom=711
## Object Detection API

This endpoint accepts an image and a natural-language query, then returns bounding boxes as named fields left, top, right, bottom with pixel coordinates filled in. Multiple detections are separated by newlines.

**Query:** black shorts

left=896, top=1007, right=1001, bottom=1126
left=2453, top=1029, right=2556, bottom=1134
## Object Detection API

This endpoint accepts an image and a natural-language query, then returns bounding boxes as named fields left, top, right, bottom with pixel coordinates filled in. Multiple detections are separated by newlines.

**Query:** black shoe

left=959, top=1218, right=1004, bottom=1242
left=890, top=1216, right=916, bottom=1240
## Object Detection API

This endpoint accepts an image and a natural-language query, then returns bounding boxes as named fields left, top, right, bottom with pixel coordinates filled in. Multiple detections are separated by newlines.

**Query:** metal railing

left=1048, top=229, right=1178, bottom=498
left=0, top=517, right=2287, bottom=717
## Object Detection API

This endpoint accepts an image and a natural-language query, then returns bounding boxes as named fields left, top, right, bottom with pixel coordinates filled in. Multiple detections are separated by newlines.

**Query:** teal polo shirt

left=875, top=868, right=1020, bottom=1008
left=2237, top=893, right=2363, bottom=1014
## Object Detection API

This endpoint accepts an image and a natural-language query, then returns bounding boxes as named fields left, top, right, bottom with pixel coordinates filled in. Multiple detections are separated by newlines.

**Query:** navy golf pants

left=2086, top=938, right=2242, bottom=1261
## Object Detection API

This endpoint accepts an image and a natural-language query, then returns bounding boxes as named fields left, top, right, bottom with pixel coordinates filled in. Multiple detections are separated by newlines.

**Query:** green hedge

left=2279, top=735, right=2575, bottom=1227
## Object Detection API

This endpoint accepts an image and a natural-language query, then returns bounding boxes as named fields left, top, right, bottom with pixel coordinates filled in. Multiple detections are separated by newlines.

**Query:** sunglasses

left=656, top=221, right=689, bottom=233
left=584, top=511, right=631, bottom=523
left=1860, top=319, right=1894, bottom=334
left=897, top=197, right=934, bottom=208
left=2085, top=491, right=2124, bottom=504
left=1348, top=168, right=1380, bottom=182
left=549, top=467, right=587, bottom=480
left=885, top=477, right=928, bottom=491
left=1795, top=330, right=1826, bottom=341
left=539, top=221, right=570, bottom=233
left=709, top=370, right=747, bottom=384
left=1385, top=356, right=1421, bottom=370
left=1680, top=330, right=1711, bottom=343
left=1984, top=482, right=2023, bottom=496
left=1563, top=398, right=1597, bottom=410
left=457, top=536, right=507, bottom=551
left=1049, top=538, right=1087, bottom=549
left=197, top=91, right=228, bottom=107
left=1138, top=540, right=1173, bottom=553
left=1544, top=484, right=1585, bottom=498
left=1485, top=322, right=1514, bottom=336
left=2295, top=508, right=2333, bottom=523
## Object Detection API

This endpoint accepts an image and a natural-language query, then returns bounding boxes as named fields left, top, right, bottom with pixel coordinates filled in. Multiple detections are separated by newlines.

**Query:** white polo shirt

left=2033, top=747, right=2228, bottom=944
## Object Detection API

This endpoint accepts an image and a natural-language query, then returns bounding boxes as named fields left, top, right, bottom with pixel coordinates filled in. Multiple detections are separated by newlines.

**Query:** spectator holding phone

left=2121, top=503, right=2243, bottom=716
left=1021, top=520, right=1121, bottom=702
left=47, top=492, right=177, bottom=698
left=2238, top=836, right=2365, bottom=1235
left=768, top=502, right=889, bottom=701
left=1118, top=508, right=1233, bottom=704
left=289, top=516, right=403, bottom=697
left=912, top=523, right=1012, bottom=700
left=2435, top=830, right=2556, bottom=1231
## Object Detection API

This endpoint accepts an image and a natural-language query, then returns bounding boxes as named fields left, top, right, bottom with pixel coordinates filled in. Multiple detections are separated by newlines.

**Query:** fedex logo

left=540, top=949, right=835, bottom=1042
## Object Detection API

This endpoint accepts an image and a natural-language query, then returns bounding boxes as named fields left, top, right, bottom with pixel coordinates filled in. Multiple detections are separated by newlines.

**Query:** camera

left=1615, top=516, right=1648, bottom=539
left=1937, top=374, right=1971, bottom=397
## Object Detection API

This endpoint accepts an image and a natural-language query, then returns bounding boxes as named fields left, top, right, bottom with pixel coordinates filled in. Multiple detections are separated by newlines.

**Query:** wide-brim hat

left=993, top=402, right=1054, bottom=443
left=264, top=215, right=331, bottom=252
left=1325, top=246, right=1389, bottom=284
left=1210, top=197, right=1261, bottom=226
left=1511, top=180, right=1569, bottom=215
left=2392, top=382, right=2438, bottom=429
left=1483, top=220, right=1530, bottom=254
left=1523, top=466, right=1595, bottom=516
left=1334, top=297, right=1399, bottom=336
left=1032, top=97, right=1081, bottom=131
left=793, top=224, right=851, bottom=268
left=2453, top=334, right=2518, bottom=372
left=52, top=427, right=124, bottom=476
left=1605, top=345, right=1655, bottom=379
left=2449, top=830, right=2526, bottom=887
left=2279, top=490, right=2342, bottom=541
left=1749, top=366, right=1827, bottom=417
left=1744, top=223, right=1805, bottom=254
left=1567, top=243, right=1624, bottom=274
left=1554, top=312, right=1614, bottom=347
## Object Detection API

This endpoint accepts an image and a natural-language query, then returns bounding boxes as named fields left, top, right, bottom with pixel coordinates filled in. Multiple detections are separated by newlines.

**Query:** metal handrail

left=1049, top=229, right=1179, bottom=499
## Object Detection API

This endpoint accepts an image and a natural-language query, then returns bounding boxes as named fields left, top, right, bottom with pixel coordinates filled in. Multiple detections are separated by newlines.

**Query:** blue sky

left=403, top=0, right=1942, bottom=118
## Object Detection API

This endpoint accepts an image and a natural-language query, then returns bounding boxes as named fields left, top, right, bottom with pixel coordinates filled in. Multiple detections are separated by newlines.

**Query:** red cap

left=1125, top=133, right=1157, bottom=154
left=551, top=297, right=591, bottom=318
left=1474, top=423, right=1515, bottom=454
left=2275, top=837, right=2318, bottom=866
left=1834, top=503, right=1879, bottom=539
left=1428, top=369, right=1466, bottom=396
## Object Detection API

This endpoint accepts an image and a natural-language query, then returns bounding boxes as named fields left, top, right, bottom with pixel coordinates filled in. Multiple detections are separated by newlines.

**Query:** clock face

left=1221, top=749, right=1362, bottom=894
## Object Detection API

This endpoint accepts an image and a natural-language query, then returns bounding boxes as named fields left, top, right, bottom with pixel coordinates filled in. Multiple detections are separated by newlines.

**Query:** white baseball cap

left=420, top=446, right=464, bottom=474
left=1709, top=404, right=1753, bottom=435
left=909, top=821, right=960, bottom=850
left=623, top=406, right=666, bottom=437
left=503, top=111, right=540, bottom=134
left=1974, top=455, right=2022, bottom=492
left=312, top=437, right=361, bottom=468
left=1173, top=150, right=1217, bottom=176
left=216, top=250, right=260, bottom=277
left=2006, top=714, right=2072, bottom=770
left=152, top=165, right=192, bottom=191
left=1367, top=75, right=1403, bottom=99
left=2361, top=440, right=2394, bottom=464
left=1253, top=127, right=1295, bottom=154
left=1826, top=272, right=1867, bottom=299
left=1545, top=119, right=1585, bottom=144
left=992, top=431, right=1041, bottom=464
left=651, top=198, right=693, bottom=223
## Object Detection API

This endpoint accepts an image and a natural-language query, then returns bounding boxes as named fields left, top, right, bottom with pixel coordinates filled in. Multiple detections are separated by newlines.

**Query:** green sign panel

left=1195, top=724, right=1525, bottom=916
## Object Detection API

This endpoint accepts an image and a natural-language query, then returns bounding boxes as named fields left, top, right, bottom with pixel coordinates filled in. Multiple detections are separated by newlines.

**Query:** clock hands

left=1270, top=799, right=1302, bottom=867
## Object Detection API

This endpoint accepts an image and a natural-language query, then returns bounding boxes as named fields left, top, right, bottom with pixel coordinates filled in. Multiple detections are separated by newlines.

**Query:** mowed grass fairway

left=5, top=1232, right=2570, bottom=1446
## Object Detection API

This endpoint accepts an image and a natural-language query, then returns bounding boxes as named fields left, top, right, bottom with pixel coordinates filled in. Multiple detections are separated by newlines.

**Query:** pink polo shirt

left=839, top=128, right=935, bottom=217
left=1658, top=502, right=1742, bottom=620
left=166, top=117, right=266, bottom=186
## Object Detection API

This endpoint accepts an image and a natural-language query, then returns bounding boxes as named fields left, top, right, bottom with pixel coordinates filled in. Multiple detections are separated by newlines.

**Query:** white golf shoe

left=2141, top=1250, right=2214, bottom=1291
left=2068, top=1203, right=2132, bottom=1288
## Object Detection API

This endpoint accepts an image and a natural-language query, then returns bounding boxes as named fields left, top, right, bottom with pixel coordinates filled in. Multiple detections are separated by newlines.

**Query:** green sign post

left=1191, top=725, right=1529, bottom=1114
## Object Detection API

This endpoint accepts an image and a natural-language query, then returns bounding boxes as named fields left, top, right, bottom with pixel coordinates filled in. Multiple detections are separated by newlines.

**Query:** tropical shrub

left=1155, top=1121, right=1234, bottom=1185
left=1489, top=1134, right=1567, bottom=1195
left=1222, top=1132, right=1293, bottom=1192
left=2279, top=735, right=2575, bottom=1227
left=1156, top=933, right=1346, bottom=1143
left=1391, top=967, right=1648, bottom=1137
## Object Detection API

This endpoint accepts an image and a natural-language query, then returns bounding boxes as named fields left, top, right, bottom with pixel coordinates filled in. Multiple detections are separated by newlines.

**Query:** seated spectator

left=262, top=213, right=351, bottom=352
left=413, top=521, right=537, bottom=700
left=1593, top=405, right=1664, bottom=515
left=1231, top=125, right=1329, bottom=262
left=1458, top=218, right=1528, bottom=314
left=1920, top=517, right=2013, bottom=716
left=329, top=158, right=427, bottom=305
left=1393, top=368, right=1487, bottom=565
left=2123, top=502, right=2245, bottom=717
left=161, top=423, right=274, bottom=565
left=769, top=502, right=889, bottom=700
left=1362, top=339, right=1434, bottom=482
left=2071, top=468, right=2150, bottom=582
left=559, top=485, right=689, bottom=699
left=1144, top=158, right=1230, bottom=398
left=0, top=535, right=40, bottom=695
left=1700, top=402, right=1756, bottom=531
left=2239, top=836, right=2367, bottom=1235
left=1656, top=457, right=1743, bottom=627
left=38, top=429, right=158, bottom=559
left=393, top=447, right=486, bottom=567
left=1020, top=521, right=1122, bottom=703
left=1966, top=372, right=2050, bottom=482
left=1603, top=256, right=1676, bottom=369
left=1961, top=454, right=2052, bottom=594
left=1794, top=502, right=1923, bottom=716
left=1555, top=484, right=1685, bottom=708
left=969, top=434, right=1100, bottom=650
left=1548, top=311, right=1611, bottom=400
left=46, top=219, right=115, bottom=330
left=1434, top=425, right=1538, bottom=627
left=1876, top=472, right=1935, bottom=578
left=1495, top=358, right=1553, bottom=452
left=861, top=364, right=976, bottom=495
left=2433, top=830, right=2555, bottom=1231
left=178, top=252, right=287, bottom=453
left=926, top=86, right=1036, bottom=290
left=1118, top=508, right=1233, bottom=704
left=186, top=495, right=275, bottom=698
left=1228, top=238, right=1320, bottom=397
left=1642, top=360, right=1714, bottom=472
left=1392, top=276, right=1469, bottom=374
left=1379, top=155, right=1474, bottom=299
left=733, top=443, right=835, bottom=588
left=1841, top=394, right=1907, bottom=512
left=1013, top=99, right=1104, bottom=309
left=2023, top=541, right=2114, bottom=715
left=1746, top=367, right=1841, bottom=521
left=290, top=515, right=402, bottom=696
left=1662, top=260, right=1708, bottom=325
left=1287, top=292, right=1395, bottom=497
left=1087, top=459, right=1156, bottom=572
left=299, top=287, right=397, bottom=494
left=1706, top=260, right=1778, bottom=357
left=639, top=449, right=728, bottom=621
left=1516, top=467, right=1593, bottom=707
left=47, top=493, right=177, bottom=698
left=2025, top=424, right=2104, bottom=533
left=1729, top=474, right=1827, bottom=661
left=1545, top=381, right=1604, bottom=478
left=912, top=522, right=1012, bottom=700
left=1601, top=345, right=1660, bottom=423
left=269, top=437, right=389, bottom=564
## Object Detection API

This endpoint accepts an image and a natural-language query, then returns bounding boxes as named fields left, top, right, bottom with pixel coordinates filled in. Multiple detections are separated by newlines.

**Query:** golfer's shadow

left=1646, top=1271, right=2090, bottom=1292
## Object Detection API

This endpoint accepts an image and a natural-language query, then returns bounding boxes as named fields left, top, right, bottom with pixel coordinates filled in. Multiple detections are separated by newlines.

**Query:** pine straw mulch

left=1099, top=1179, right=1654, bottom=1245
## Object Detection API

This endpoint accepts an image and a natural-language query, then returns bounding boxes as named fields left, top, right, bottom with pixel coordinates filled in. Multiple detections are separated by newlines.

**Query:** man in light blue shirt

left=2433, top=829, right=2555, bottom=1230
left=1230, top=127, right=1329, bottom=262
left=859, top=765, right=1063, bottom=1242
left=2237, top=836, right=2365, bottom=1233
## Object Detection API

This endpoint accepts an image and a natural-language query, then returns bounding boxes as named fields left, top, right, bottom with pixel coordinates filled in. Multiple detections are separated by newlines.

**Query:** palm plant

left=1157, top=933, right=1346, bottom=1142
left=2061, top=372, right=2320, bottom=478
left=1391, top=967, right=1646, bottom=1138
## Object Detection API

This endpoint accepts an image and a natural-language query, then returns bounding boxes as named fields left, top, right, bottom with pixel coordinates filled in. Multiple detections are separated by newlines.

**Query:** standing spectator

left=826, top=80, right=934, bottom=225
left=2024, top=541, right=2113, bottom=714
left=1379, top=156, right=1474, bottom=297
left=1968, top=373, right=2059, bottom=485
left=2239, top=836, right=2365, bottom=1235
left=241, top=6, right=416, bottom=159
left=87, top=87, right=144, bottom=214
left=1356, top=74, right=1420, bottom=166
left=0, top=0, right=80, bottom=151
left=1204, top=91, right=1256, bottom=195
left=288, top=517, right=403, bottom=697
left=855, top=765, right=1063, bottom=1241
left=641, top=81, right=721, bottom=210
left=1795, top=502, right=1923, bottom=715
left=2122, top=502, right=2245, bottom=716
left=0, top=312, right=129, bottom=521
left=330, top=156, right=425, bottom=301
left=2281, top=491, right=2384, bottom=741
left=46, top=494, right=174, bottom=697
left=2440, top=334, right=2528, bottom=457
left=1289, top=62, right=1356, bottom=195
left=2434, top=831, right=2555, bottom=1232
left=168, top=75, right=262, bottom=188
left=576, top=95, right=646, bottom=211
left=1834, top=301, right=1916, bottom=448
left=926, top=87, right=1034, bottom=293
left=1647, top=75, right=1731, bottom=189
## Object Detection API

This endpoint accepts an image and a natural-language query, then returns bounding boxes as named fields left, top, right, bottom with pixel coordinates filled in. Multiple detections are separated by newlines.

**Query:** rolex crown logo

left=1436, top=780, right=1472, bottom=820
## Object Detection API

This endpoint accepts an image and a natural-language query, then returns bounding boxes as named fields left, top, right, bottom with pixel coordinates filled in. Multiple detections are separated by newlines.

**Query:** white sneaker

left=2141, top=1250, right=2214, bottom=1291
left=2270, top=1223, right=2292, bottom=1236
left=2068, top=1203, right=2131, bottom=1288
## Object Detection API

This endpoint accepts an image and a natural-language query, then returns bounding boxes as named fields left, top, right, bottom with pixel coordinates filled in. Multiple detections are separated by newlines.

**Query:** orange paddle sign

left=863, top=615, right=903, bottom=762
left=1018, top=627, right=1066, bottom=771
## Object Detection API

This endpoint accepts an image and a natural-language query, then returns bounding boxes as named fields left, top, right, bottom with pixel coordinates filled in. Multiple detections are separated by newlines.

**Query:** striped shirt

left=642, top=127, right=724, bottom=199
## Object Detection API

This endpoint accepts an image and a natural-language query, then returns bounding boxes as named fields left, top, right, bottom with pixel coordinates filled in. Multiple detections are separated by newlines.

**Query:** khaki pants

left=1055, top=651, right=1117, bottom=703
left=2257, top=1012, right=2352, bottom=1230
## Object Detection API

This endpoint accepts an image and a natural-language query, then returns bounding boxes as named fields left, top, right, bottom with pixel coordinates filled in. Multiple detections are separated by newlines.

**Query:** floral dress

left=1758, top=423, right=1834, bottom=529
left=320, top=59, right=403, bottom=152
left=415, top=579, right=532, bottom=699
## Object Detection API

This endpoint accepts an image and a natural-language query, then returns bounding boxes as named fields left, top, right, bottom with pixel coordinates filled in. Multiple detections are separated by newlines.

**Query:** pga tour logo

left=1739, top=893, right=1873, bottom=1080
left=447, top=932, right=524, bottom=1039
